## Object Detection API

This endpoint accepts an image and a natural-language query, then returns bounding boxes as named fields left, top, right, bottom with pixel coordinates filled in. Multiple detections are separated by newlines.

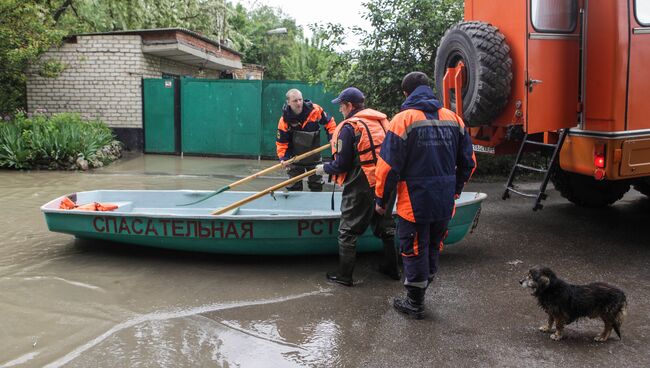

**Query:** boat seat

left=208, top=208, right=240, bottom=216
left=235, top=209, right=311, bottom=216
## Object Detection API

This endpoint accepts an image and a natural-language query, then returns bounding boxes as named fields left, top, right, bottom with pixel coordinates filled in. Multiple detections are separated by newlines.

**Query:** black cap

left=331, top=87, right=365, bottom=104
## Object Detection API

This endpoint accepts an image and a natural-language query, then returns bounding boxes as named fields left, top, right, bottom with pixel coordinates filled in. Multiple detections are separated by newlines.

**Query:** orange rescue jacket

left=330, top=108, right=389, bottom=186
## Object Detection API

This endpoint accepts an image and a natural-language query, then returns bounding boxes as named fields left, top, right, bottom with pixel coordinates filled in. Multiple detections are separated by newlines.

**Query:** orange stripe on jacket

left=375, top=156, right=392, bottom=202
left=323, top=117, right=336, bottom=135
left=397, top=182, right=415, bottom=223
left=276, top=117, right=290, bottom=159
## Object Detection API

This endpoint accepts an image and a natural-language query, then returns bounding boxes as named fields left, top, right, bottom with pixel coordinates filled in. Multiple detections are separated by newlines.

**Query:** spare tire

left=434, top=21, right=512, bottom=126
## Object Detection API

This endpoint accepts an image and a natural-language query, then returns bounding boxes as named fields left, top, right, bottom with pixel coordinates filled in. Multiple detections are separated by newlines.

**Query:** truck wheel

left=551, top=168, right=630, bottom=207
left=633, top=178, right=650, bottom=196
left=434, top=21, right=512, bottom=126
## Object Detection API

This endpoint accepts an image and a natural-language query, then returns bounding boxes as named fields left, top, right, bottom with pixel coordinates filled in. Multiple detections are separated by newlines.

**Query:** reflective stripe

left=404, top=279, right=428, bottom=288
left=399, top=119, right=463, bottom=139
left=439, top=120, right=463, bottom=134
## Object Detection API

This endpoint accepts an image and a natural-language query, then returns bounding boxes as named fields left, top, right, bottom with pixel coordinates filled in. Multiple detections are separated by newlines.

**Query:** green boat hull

left=41, top=190, right=486, bottom=255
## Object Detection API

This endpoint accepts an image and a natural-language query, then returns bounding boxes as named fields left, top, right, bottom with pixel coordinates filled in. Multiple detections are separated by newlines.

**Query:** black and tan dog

left=520, top=266, right=627, bottom=342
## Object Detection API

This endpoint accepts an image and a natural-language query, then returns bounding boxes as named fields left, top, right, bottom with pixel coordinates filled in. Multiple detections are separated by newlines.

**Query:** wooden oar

left=212, top=169, right=316, bottom=215
left=178, top=144, right=329, bottom=206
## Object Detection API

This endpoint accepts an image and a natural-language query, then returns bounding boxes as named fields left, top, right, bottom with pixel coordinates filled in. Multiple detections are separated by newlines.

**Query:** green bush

left=0, top=113, right=120, bottom=170
left=472, top=152, right=549, bottom=182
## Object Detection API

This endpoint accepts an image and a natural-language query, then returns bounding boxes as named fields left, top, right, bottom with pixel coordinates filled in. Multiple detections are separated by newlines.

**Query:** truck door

left=526, top=0, right=581, bottom=134
left=628, top=0, right=650, bottom=131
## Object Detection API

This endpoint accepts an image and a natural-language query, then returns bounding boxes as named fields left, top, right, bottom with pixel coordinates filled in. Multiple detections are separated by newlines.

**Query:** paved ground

left=353, top=180, right=650, bottom=367
left=85, top=162, right=650, bottom=367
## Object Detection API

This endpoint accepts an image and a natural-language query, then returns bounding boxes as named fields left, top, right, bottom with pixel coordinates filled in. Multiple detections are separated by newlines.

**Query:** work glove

left=315, top=164, right=326, bottom=176
left=375, top=203, right=386, bottom=215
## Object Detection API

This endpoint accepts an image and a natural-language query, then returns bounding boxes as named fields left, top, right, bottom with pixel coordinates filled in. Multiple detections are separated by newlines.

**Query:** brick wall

left=233, top=63, right=264, bottom=80
left=26, top=35, right=220, bottom=130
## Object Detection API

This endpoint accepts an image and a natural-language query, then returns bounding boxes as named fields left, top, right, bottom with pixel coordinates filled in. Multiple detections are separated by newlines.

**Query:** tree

left=231, top=5, right=303, bottom=80
left=49, top=0, right=239, bottom=45
left=281, top=23, right=347, bottom=83
left=0, top=0, right=64, bottom=115
left=333, top=0, right=463, bottom=115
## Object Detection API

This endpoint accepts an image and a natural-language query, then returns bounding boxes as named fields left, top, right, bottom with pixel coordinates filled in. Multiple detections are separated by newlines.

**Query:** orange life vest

left=59, top=197, right=118, bottom=211
left=330, top=108, right=389, bottom=187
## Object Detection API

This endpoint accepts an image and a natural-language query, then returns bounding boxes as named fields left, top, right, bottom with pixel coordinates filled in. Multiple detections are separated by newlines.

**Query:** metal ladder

left=502, top=129, right=568, bottom=211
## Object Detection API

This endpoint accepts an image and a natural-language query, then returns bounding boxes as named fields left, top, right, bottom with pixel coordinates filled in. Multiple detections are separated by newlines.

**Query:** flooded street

left=2, top=154, right=650, bottom=367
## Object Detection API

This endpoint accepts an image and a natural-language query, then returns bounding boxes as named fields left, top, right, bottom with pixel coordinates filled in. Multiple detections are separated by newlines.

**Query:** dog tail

left=614, top=301, right=627, bottom=339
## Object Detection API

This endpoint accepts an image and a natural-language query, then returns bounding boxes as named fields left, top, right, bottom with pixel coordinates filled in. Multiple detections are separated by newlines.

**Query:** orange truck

left=434, top=0, right=650, bottom=209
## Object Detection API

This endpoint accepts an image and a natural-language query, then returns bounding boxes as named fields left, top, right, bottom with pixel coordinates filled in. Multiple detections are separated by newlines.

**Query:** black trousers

left=338, top=171, right=396, bottom=250
left=286, top=164, right=323, bottom=191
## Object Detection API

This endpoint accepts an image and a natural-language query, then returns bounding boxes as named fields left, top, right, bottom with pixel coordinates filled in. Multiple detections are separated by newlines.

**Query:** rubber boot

left=378, top=238, right=400, bottom=280
left=326, top=246, right=355, bottom=286
left=286, top=181, right=303, bottom=191
left=393, top=285, right=426, bottom=319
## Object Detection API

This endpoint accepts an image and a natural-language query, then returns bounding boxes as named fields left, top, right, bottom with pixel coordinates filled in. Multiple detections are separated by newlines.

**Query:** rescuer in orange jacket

left=314, top=87, right=400, bottom=286
left=277, top=89, right=336, bottom=191
left=375, top=72, right=476, bottom=319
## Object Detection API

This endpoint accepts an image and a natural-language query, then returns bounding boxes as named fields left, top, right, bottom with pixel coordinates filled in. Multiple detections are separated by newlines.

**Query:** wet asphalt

left=358, top=180, right=650, bottom=367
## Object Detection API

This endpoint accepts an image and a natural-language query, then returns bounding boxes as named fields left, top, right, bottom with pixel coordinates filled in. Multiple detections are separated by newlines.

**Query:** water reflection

left=0, top=154, right=348, bottom=367
left=42, top=290, right=339, bottom=368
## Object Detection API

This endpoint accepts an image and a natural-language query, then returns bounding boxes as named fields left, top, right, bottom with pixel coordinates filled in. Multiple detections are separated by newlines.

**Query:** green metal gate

left=143, top=78, right=177, bottom=154
left=181, top=79, right=262, bottom=155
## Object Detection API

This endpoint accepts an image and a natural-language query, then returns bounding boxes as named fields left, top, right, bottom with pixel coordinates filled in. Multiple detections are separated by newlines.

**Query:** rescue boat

left=41, top=190, right=487, bottom=255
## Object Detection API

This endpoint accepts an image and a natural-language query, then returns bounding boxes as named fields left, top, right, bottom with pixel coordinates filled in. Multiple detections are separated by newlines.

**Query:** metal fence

left=143, top=78, right=341, bottom=157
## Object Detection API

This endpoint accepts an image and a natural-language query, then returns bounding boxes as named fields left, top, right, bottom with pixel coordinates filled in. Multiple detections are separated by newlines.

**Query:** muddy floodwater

left=2, top=154, right=650, bottom=367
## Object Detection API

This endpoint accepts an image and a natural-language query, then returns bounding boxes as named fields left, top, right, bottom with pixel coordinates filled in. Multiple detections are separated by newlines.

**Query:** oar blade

left=176, top=186, right=230, bottom=206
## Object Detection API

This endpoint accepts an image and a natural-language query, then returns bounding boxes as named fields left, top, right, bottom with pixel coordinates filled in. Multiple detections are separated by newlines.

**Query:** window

left=636, top=0, right=650, bottom=26
left=531, top=0, right=578, bottom=33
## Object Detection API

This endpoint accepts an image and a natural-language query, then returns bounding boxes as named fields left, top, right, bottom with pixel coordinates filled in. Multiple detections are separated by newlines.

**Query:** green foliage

left=281, top=24, right=347, bottom=83
left=0, top=123, right=32, bottom=169
left=326, top=0, right=464, bottom=115
left=0, top=0, right=65, bottom=114
left=471, top=152, right=550, bottom=181
left=52, top=0, right=243, bottom=46
left=38, top=59, right=67, bottom=78
left=223, top=4, right=342, bottom=81
left=0, top=113, right=116, bottom=169
left=232, top=5, right=304, bottom=80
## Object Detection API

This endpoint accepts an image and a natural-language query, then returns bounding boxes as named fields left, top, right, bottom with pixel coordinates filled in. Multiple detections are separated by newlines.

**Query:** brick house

left=232, top=63, right=265, bottom=80
left=26, top=28, right=244, bottom=150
